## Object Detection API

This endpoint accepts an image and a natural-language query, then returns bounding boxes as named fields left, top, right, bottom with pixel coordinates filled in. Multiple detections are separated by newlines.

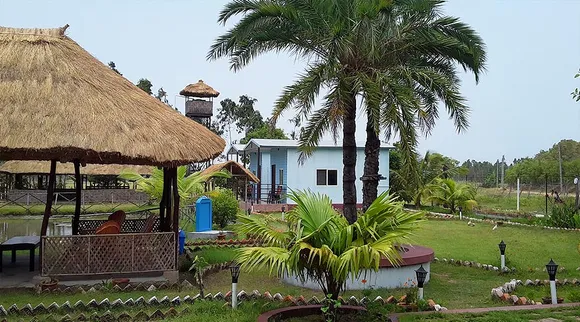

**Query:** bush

left=209, top=188, right=240, bottom=229
left=546, top=202, right=580, bottom=228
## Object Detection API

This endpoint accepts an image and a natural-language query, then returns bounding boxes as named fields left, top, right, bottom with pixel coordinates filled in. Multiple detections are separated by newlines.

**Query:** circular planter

left=112, top=278, right=130, bottom=288
left=283, top=245, right=434, bottom=290
left=40, top=280, right=59, bottom=291
left=257, top=305, right=366, bottom=322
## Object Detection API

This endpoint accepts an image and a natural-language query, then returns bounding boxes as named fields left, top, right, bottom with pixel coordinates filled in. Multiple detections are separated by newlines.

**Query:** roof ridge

left=0, top=24, right=69, bottom=37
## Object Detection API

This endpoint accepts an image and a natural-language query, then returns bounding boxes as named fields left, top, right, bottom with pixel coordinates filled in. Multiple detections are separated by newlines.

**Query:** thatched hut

left=0, top=25, right=225, bottom=279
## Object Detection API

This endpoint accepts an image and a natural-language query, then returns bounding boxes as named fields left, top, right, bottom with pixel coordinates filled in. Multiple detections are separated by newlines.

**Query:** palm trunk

left=362, top=120, right=381, bottom=211
left=343, top=93, right=358, bottom=224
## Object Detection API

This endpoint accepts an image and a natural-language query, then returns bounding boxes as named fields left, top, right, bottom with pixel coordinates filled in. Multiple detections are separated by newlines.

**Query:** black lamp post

left=230, top=262, right=241, bottom=309
left=415, top=265, right=428, bottom=300
left=546, top=259, right=558, bottom=304
left=498, top=240, right=506, bottom=269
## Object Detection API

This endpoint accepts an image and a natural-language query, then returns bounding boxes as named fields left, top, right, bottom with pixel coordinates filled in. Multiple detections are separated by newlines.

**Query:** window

left=279, top=169, right=284, bottom=185
left=316, top=169, right=338, bottom=186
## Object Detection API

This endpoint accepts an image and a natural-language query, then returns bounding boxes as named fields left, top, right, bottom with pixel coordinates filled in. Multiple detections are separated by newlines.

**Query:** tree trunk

left=343, top=94, right=358, bottom=224
left=362, top=119, right=381, bottom=211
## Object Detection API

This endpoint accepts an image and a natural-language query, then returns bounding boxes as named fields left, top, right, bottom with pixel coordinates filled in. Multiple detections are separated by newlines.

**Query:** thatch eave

left=0, top=25, right=225, bottom=167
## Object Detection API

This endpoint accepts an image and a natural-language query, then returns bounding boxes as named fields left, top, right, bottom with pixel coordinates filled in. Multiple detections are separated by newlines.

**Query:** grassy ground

left=475, top=187, right=552, bottom=215
left=2, top=216, right=579, bottom=320
left=412, top=220, right=580, bottom=278
left=400, top=306, right=580, bottom=321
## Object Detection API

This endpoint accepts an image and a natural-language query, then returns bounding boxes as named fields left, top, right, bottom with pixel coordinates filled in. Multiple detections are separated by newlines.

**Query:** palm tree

left=206, top=0, right=377, bottom=223
left=119, top=166, right=230, bottom=206
left=208, top=0, right=486, bottom=219
left=235, top=190, right=423, bottom=304
left=426, top=178, right=477, bottom=213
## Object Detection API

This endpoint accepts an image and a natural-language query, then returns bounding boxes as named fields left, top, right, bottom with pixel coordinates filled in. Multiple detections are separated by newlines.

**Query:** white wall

left=283, top=262, right=431, bottom=290
left=286, top=147, right=390, bottom=204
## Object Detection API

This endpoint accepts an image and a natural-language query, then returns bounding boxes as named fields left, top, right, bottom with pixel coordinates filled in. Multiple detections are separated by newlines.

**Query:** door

left=271, top=164, right=276, bottom=202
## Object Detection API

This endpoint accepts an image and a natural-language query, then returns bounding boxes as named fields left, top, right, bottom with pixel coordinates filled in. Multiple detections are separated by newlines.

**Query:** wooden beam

left=165, top=168, right=173, bottom=232
left=72, top=160, right=82, bottom=235
left=171, top=167, right=180, bottom=266
left=40, top=160, right=57, bottom=237
left=159, top=167, right=168, bottom=232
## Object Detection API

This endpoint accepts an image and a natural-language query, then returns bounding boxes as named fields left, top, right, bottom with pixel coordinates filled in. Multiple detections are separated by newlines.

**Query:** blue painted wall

left=286, top=147, right=390, bottom=204
left=246, top=145, right=390, bottom=205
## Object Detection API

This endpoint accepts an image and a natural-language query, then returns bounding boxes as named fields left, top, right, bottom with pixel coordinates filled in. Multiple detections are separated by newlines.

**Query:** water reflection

left=0, top=219, right=71, bottom=242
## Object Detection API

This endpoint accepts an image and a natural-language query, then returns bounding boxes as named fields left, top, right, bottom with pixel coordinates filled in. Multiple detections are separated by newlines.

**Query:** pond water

left=0, top=218, right=71, bottom=242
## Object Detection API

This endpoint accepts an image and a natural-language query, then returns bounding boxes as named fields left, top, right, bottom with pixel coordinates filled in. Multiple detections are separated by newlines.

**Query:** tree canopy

left=214, top=95, right=288, bottom=144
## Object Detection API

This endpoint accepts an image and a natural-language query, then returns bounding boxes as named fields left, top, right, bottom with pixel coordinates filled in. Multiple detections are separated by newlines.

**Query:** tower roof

left=180, top=80, right=220, bottom=98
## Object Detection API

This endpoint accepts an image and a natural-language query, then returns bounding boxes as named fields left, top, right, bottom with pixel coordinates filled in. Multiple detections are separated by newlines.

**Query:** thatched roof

left=0, top=160, right=152, bottom=176
left=0, top=25, right=225, bottom=166
left=201, top=161, right=259, bottom=183
left=180, top=80, right=220, bottom=98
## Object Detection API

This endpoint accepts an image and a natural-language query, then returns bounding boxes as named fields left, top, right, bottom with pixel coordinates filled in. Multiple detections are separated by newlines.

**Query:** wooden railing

left=41, top=232, right=175, bottom=277
left=77, top=218, right=160, bottom=235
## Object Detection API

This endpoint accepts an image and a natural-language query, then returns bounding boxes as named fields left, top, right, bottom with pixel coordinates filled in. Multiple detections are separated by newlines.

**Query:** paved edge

left=388, top=302, right=580, bottom=321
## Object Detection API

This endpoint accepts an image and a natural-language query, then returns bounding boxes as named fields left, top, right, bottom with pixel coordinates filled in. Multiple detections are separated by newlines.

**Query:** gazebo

left=201, top=160, right=259, bottom=200
left=0, top=25, right=225, bottom=280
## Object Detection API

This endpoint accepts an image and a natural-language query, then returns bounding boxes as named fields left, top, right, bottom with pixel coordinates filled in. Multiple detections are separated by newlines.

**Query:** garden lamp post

left=498, top=240, right=506, bottom=269
left=415, top=265, right=428, bottom=300
left=458, top=206, right=463, bottom=220
left=546, top=259, right=558, bottom=304
left=230, top=262, right=241, bottom=309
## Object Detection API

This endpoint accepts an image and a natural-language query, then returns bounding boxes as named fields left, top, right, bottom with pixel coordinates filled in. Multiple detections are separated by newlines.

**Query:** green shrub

left=546, top=202, right=578, bottom=228
left=209, top=188, right=240, bottom=229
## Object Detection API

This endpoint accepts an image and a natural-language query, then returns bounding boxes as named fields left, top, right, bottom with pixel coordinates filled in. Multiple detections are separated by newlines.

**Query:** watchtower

left=180, top=80, right=220, bottom=127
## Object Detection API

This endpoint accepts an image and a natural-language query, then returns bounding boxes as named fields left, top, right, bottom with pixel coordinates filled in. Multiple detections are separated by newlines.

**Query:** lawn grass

left=412, top=219, right=580, bottom=279
left=400, top=306, right=580, bottom=321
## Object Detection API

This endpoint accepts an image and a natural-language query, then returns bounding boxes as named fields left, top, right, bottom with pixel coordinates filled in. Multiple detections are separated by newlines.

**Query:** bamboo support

left=72, top=160, right=82, bottom=235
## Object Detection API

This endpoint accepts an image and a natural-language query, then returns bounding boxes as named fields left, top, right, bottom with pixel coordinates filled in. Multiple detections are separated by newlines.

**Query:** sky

left=1, top=0, right=579, bottom=164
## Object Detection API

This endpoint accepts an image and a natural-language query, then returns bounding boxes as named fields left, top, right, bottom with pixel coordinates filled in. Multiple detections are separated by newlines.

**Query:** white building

left=227, top=139, right=392, bottom=207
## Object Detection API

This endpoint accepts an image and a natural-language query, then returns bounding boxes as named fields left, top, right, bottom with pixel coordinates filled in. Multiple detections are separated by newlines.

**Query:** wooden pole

left=40, top=160, right=57, bottom=236
left=165, top=168, right=173, bottom=232
left=159, top=167, right=168, bottom=232
left=171, top=167, right=180, bottom=266
left=71, top=160, right=82, bottom=235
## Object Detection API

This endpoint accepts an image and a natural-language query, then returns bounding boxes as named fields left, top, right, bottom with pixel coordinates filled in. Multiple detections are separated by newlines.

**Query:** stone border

left=19, top=307, right=188, bottom=322
left=433, top=257, right=517, bottom=274
left=490, top=278, right=580, bottom=306
left=186, top=239, right=263, bottom=247
left=0, top=290, right=445, bottom=317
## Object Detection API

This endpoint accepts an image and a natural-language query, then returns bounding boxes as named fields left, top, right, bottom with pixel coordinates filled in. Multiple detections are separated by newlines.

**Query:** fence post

left=545, top=174, right=548, bottom=215
left=516, top=178, right=520, bottom=211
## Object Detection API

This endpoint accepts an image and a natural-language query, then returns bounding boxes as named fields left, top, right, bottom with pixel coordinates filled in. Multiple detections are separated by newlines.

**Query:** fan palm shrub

left=235, top=190, right=423, bottom=303
left=426, top=178, right=477, bottom=213
left=119, top=166, right=230, bottom=206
